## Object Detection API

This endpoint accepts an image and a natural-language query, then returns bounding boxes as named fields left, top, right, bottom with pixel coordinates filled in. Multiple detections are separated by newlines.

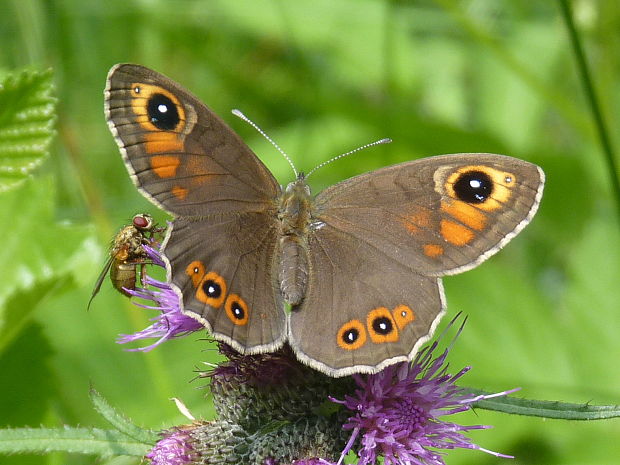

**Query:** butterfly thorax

left=276, top=178, right=313, bottom=307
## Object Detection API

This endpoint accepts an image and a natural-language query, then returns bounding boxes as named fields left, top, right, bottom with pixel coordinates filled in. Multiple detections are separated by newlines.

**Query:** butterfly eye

left=224, top=294, right=249, bottom=325
left=366, top=307, right=399, bottom=343
left=336, top=320, right=367, bottom=350
left=453, top=170, right=493, bottom=204
left=196, top=271, right=227, bottom=308
left=147, top=93, right=180, bottom=131
left=392, top=305, right=415, bottom=330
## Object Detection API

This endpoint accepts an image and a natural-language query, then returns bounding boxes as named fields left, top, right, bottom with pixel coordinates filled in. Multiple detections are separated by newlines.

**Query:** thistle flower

left=146, top=425, right=198, bottom=465
left=117, top=244, right=203, bottom=351
left=333, top=335, right=515, bottom=465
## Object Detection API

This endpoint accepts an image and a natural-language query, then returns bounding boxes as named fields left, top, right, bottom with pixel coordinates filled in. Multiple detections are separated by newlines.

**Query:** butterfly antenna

left=232, top=109, right=298, bottom=178
left=306, top=138, right=392, bottom=179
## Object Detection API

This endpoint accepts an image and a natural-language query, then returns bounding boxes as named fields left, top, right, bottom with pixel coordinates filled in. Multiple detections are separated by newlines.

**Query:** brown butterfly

left=105, top=64, right=544, bottom=377
left=88, top=213, right=160, bottom=310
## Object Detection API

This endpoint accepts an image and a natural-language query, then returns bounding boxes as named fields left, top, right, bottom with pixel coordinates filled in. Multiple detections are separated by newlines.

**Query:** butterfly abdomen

left=278, top=236, right=309, bottom=305
left=276, top=178, right=314, bottom=306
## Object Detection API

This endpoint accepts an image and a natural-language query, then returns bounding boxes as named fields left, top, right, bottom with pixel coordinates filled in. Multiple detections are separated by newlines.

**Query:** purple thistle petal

left=333, top=323, right=513, bottom=465
left=146, top=428, right=196, bottom=465
left=117, top=243, right=203, bottom=351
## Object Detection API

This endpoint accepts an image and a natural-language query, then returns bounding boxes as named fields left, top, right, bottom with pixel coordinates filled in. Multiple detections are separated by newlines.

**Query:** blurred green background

left=1, top=0, right=619, bottom=463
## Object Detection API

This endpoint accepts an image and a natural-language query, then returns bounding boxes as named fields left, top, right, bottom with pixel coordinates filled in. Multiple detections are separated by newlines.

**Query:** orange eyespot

left=130, top=83, right=186, bottom=133
left=445, top=165, right=515, bottom=211
left=392, top=305, right=415, bottom=330
left=185, top=261, right=205, bottom=288
left=196, top=271, right=227, bottom=308
left=224, top=293, right=249, bottom=326
left=336, top=320, right=367, bottom=350
left=366, top=307, right=399, bottom=343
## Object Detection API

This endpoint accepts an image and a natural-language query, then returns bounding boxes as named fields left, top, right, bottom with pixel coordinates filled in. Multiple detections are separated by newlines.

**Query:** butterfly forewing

left=313, top=153, right=544, bottom=276
left=105, top=64, right=280, bottom=217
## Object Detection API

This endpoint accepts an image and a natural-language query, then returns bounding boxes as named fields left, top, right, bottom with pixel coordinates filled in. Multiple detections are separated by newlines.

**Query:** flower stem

left=468, top=388, right=620, bottom=420
left=557, top=0, right=620, bottom=222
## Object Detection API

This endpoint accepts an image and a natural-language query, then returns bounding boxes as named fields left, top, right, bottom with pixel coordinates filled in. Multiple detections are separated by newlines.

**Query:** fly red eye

left=132, top=214, right=152, bottom=230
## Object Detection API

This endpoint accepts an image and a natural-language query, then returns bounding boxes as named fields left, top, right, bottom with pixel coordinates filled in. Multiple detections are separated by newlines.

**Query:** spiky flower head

left=333, top=334, right=514, bottom=465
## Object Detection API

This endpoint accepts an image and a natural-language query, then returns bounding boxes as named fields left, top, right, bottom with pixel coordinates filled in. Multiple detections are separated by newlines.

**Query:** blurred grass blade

left=469, top=388, right=620, bottom=420
left=0, top=69, right=56, bottom=192
left=0, top=426, right=149, bottom=457
left=90, top=387, right=160, bottom=444
left=557, top=0, right=620, bottom=220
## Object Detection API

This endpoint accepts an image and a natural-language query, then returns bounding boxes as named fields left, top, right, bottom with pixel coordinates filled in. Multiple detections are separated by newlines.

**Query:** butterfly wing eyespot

left=130, top=83, right=186, bottom=134
left=185, top=260, right=206, bottom=288
left=392, top=305, right=415, bottom=330
left=366, top=307, right=399, bottom=343
left=444, top=165, right=517, bottom=212
left=196, top=272, right=227, bottom=308
left=336, top=320, right=367, bottom=351
left=224, top=293, right=249, bottom=326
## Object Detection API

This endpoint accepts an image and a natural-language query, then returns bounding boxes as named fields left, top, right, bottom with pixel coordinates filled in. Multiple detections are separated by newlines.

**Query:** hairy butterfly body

left=105, top=64, right=544, bottom=377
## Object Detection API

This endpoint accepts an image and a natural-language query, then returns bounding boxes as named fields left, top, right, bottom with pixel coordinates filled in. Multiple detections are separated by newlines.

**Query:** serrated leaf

left=89, top=388, right=160, bottom=444
left=0, top=427, right=149, bottom=457
left=0, top=69, right=56, bottom=193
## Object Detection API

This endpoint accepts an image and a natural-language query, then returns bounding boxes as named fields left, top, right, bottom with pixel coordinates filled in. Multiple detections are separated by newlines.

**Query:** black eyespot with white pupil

left=230, top=301, right=245, bottom=320
left=453, top=170, right=493, bottom=204
left=342, top=328, right=360, bottom=344
left=203, top=280, right=221, bottom=298
left=371, top=316, right=393, bottom=335
left=147, top=93, right=180, bottom=130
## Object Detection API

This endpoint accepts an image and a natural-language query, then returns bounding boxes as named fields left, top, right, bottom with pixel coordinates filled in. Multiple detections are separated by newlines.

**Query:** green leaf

left=469, top=388, right=620, bottom=420
left=89, top=388, right=159, bottom=444
left=0, top=323, right=55, bottom=428
left=0, top=177, right=95, bottom=352
left=0, top=427, right=148, bottom=457
left=0, top=69, right=56, bottom=193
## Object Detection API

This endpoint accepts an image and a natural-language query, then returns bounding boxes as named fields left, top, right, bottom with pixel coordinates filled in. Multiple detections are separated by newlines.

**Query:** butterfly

left=105, top=64, right=544, bottom=377
left=88, top=213, right=160, bottom=310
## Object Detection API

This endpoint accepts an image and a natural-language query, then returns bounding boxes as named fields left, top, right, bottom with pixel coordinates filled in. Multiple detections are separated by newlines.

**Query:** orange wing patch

left=441, top=200, right=487, bottom=231
left=403, top=207, right=432, bottom=235
left=150, top=155, right=180, bottom=179
left=423, top=244, right=444, bottom=258
left=440, top=219, right=474, bottom=246
left=144, top=132, right=184, bottom=154
left=172, top=185, right=189, bottom=200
